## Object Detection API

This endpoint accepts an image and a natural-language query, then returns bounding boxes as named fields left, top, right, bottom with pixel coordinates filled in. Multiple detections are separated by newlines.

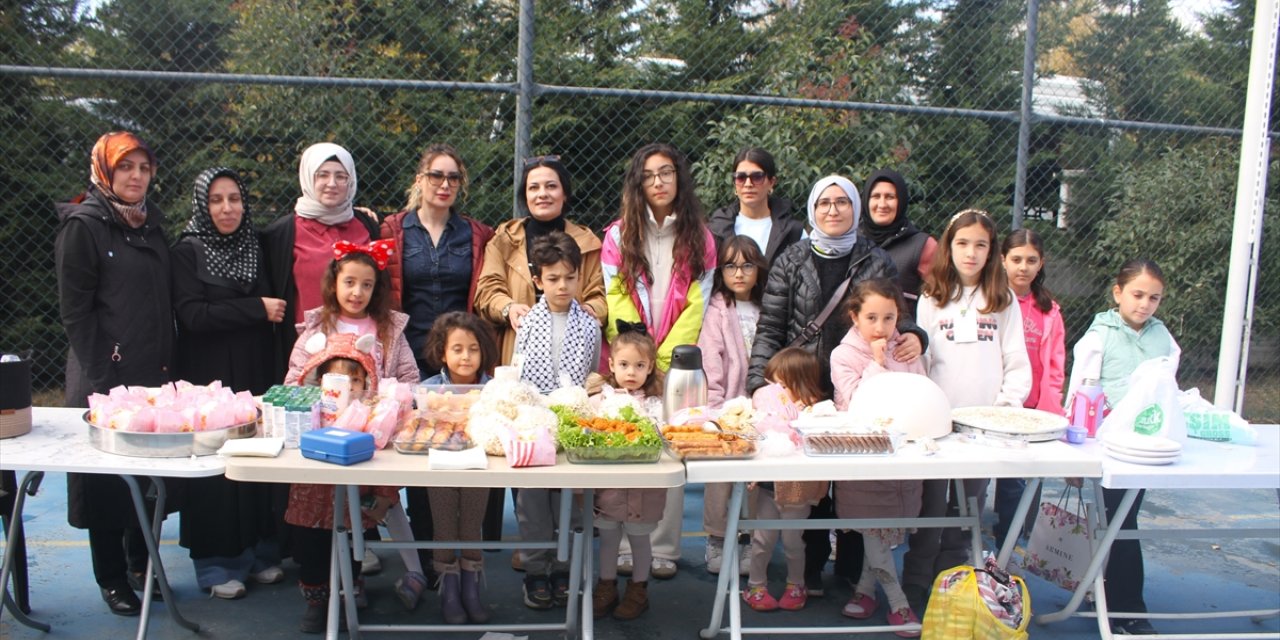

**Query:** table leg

left=729, top=542, right=743, bottom=640
left=952, top=479, right=983, bottom=564
left=0, top=470, right=49, bottom=632
left=700, top=481, right=745, bottom=640
left=581, top=489, right=595, bottom=640
left=995, top=477, right=1042, bottom=569
left=1036, top=485, right=1139, bottom=625
left=556, top=486, right=573, bottom=563
left=122, top=475, right=198, bottom=639
left=566, top=527, right=585, bottom=638
left=334, top=485, right=361, bottom=640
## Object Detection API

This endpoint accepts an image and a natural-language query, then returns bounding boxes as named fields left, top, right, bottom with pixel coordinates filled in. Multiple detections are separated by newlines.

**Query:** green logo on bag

left=1134, top=404, right=1164, bottom=435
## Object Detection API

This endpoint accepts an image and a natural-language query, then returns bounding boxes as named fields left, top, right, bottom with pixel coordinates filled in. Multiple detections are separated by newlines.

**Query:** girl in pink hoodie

left=830, top=278, right=924, bottom=636
left=995, top=229, right=1066, bottom=542
left=697, top=235, right=768, bottom=575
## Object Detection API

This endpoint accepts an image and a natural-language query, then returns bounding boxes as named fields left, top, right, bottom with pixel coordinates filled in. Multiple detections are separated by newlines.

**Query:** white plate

left=1101, top=431, right=1182, bottom=454
left=1102, top=442, right=1182, bottom=459
left=1104, top=449, right=1179, bottom=466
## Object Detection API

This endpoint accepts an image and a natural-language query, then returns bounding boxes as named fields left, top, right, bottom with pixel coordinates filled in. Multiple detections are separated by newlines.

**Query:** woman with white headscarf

left=262, top=143, right=380, bottom=378
left=745, top=175, right=928, bottom=603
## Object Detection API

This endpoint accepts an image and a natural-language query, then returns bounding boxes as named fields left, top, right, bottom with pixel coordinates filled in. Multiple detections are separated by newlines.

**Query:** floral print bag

left=1021, top=486, right=1093, bottom=595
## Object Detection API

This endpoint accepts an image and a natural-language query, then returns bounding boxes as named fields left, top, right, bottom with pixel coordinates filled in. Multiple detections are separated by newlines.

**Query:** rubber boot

left=460, top=557, right=491, bottom=623
left=436, top=561, right=467, bottom=625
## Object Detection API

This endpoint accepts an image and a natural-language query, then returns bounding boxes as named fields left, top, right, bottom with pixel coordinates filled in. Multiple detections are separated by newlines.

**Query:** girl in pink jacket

left=697, top=235, right=768, bottom=575
left=590, top=329, right=667, bottom=621
left=995, top=229, right=1066, bottom=542
left=829, top=278, right=924, bottom=636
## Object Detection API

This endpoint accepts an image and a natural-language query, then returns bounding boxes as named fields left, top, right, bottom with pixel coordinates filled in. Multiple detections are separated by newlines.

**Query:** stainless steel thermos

left=663, top=345, right=707, bottom=422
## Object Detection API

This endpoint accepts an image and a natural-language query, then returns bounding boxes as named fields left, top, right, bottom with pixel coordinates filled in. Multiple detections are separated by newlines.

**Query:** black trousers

left=801, top=495, right=864, bottom=582
left=1102, top=487, right=1147, bottom=615
left=88, top=527, right=149, bottom=589
left=291, top=524, right=361, bottom=586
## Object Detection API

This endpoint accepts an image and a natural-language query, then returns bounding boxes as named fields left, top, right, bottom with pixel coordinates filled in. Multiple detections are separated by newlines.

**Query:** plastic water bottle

left=1070, top=379, right=1106, bottom=438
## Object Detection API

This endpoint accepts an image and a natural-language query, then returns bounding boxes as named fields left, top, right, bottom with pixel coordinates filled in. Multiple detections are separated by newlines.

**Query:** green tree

left=1090, top=142, right=1280, bottom=372
left=0, top=0, right=105, bottom=388
left=84, top=0, right=239, bottom=220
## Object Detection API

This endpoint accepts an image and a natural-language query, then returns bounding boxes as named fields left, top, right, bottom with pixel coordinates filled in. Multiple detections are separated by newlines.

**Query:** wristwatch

left=501, top=302, right=513, bottom=320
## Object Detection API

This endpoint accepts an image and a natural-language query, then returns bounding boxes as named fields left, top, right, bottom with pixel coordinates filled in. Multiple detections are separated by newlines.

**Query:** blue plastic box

left=300, top=428, right=376, bottom=466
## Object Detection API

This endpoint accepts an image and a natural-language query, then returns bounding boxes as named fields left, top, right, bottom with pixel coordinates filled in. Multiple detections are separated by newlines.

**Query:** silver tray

left=952, top=421, right=1066, bottom=443
left=84, top=410, right=259, bottom=457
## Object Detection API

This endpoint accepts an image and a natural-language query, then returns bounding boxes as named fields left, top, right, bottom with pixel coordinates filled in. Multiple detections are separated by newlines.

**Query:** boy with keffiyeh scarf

left=511, top=231, right=602, bottom=609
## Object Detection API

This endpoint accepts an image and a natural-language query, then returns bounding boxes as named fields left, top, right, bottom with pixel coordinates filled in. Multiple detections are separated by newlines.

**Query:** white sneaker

left=249, top=566, right=284, bottom=584
left=652, top=558, right=678, bottom=579
left=616, top=553, right=634, bottom=576
left=210, top=579, right=246, bottom=600
left=361, top=548, right=382, bottom=575
left=705, top=538, right=725, bottom=574
left=738, top=543, right=752, bottom=576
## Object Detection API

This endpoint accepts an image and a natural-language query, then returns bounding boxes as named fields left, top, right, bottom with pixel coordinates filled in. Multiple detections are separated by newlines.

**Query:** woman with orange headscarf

left=55, top=131, right=176, bottom=617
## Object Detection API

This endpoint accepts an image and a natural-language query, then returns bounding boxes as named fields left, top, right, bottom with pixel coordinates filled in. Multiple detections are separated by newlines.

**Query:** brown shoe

left=592, top=579, right=618, bottom=618
left=612, top=579, right=649, bottom=620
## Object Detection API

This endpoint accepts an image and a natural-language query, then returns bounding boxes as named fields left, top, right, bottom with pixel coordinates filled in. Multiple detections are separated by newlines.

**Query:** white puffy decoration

left=355, top=334, right=377, bottom=354
left=547, top=385, right=591, bottom=418
left=847, top=372, right=952, bottom=439
left=303, top=332, right=328, bottom=355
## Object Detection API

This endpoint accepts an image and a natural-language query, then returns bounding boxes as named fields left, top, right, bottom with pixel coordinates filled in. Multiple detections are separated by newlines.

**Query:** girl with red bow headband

left=282, top=239, right=420, bottom=630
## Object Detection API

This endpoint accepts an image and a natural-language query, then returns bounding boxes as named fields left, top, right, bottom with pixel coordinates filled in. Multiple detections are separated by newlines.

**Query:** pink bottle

left=1070, top=379, right=1106, bottom=438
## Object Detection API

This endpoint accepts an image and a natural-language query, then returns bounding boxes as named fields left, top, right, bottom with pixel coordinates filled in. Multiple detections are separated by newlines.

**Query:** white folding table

left=686, top=435, right=1103, bottom=639
left=1037, top=426, right=1280, bottom=639
left=224, top=448, right=684, bottom=640
left=0, top=407, right=225, bottom=640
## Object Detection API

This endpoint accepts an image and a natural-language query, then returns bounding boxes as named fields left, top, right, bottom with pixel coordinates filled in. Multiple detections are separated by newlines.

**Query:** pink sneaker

left=778, top=583, right=807, bottom=611
left=742, top=585, right=778, bottom=612
left=887, top=607, right=922, bottom=638
left=841, top=592, right=877, bottom=619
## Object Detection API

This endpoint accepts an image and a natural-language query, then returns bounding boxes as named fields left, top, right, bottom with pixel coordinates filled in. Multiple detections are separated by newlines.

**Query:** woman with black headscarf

left=55, top=131, right=173, bottom=616
left=857, top=169, right=938, bottom=305
left=172, top=167, right=286, bottom=599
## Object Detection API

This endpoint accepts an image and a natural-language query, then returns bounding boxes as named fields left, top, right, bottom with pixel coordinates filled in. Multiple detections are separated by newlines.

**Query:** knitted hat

left=296, top=332, right=379, bottom=393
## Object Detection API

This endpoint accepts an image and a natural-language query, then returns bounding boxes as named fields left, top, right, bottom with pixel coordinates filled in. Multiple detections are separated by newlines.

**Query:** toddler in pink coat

left=742, top=347, right=829, bottom=613
left=589, top=329, right=667, bottom=621
left=830, top=278, right=924, bottom=636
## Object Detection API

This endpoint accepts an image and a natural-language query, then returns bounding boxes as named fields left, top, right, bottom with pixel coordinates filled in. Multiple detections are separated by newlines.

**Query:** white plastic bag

left=1177, top=388, right=1257, bottom=444
left=1097, top=357, right=1185, bottom=441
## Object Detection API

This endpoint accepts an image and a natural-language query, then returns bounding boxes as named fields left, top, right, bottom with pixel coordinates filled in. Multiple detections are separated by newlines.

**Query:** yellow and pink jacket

left=600, top=220, right=716, bottom=371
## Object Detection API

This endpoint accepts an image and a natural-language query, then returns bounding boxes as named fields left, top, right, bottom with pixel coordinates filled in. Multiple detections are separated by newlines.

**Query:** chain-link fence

left=3, top=0, right=1276, bottom=421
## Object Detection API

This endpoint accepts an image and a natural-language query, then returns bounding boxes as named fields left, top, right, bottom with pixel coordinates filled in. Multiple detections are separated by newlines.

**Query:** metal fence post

left=1011, top=0, right=1039, bottom=231
left=1215, top=0, right=1279, bottom=411
left=513, top=0, right=535, bottom=219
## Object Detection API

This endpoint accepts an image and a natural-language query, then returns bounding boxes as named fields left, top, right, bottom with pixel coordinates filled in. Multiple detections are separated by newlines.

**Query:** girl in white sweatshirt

left=901, top=209, right=1032, bottom=600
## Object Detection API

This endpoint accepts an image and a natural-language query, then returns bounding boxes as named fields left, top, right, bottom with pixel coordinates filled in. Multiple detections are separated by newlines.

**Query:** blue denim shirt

left=402, top=210, right=474, bottom=366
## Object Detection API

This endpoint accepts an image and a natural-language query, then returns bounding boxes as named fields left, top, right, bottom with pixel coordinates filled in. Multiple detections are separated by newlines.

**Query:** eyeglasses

left=815, top=198, right=853, bottom=214
left=721, top=262, right=757, bottom=274
left=642, top=167, right=677, bottom=186
left=523, top=154, right=561, bottom=166
left=421, top=171, right=464, bottom=187
left=315, top=170, right=351, bottom=186
left=733, top=171, right=768, bottom=185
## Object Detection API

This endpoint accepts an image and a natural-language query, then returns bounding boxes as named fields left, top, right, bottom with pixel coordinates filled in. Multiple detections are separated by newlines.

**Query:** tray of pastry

left=659, top=423, right=757, bottom=460
left=802, top=430, right=898, bottom=456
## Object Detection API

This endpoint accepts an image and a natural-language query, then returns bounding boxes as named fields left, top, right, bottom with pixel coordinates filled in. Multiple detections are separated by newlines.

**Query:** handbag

left=923, top=558, right=1030, bottom=640
left=1020, top=486, right=1092, bottom=595
left=787, top=255, right=869, bottom=348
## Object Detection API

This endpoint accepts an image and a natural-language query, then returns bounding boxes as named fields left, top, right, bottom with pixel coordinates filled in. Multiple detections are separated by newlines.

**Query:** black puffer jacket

left=747, top=236, right=926, bottom=393
left=706, top=195, right=806, bottom=266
